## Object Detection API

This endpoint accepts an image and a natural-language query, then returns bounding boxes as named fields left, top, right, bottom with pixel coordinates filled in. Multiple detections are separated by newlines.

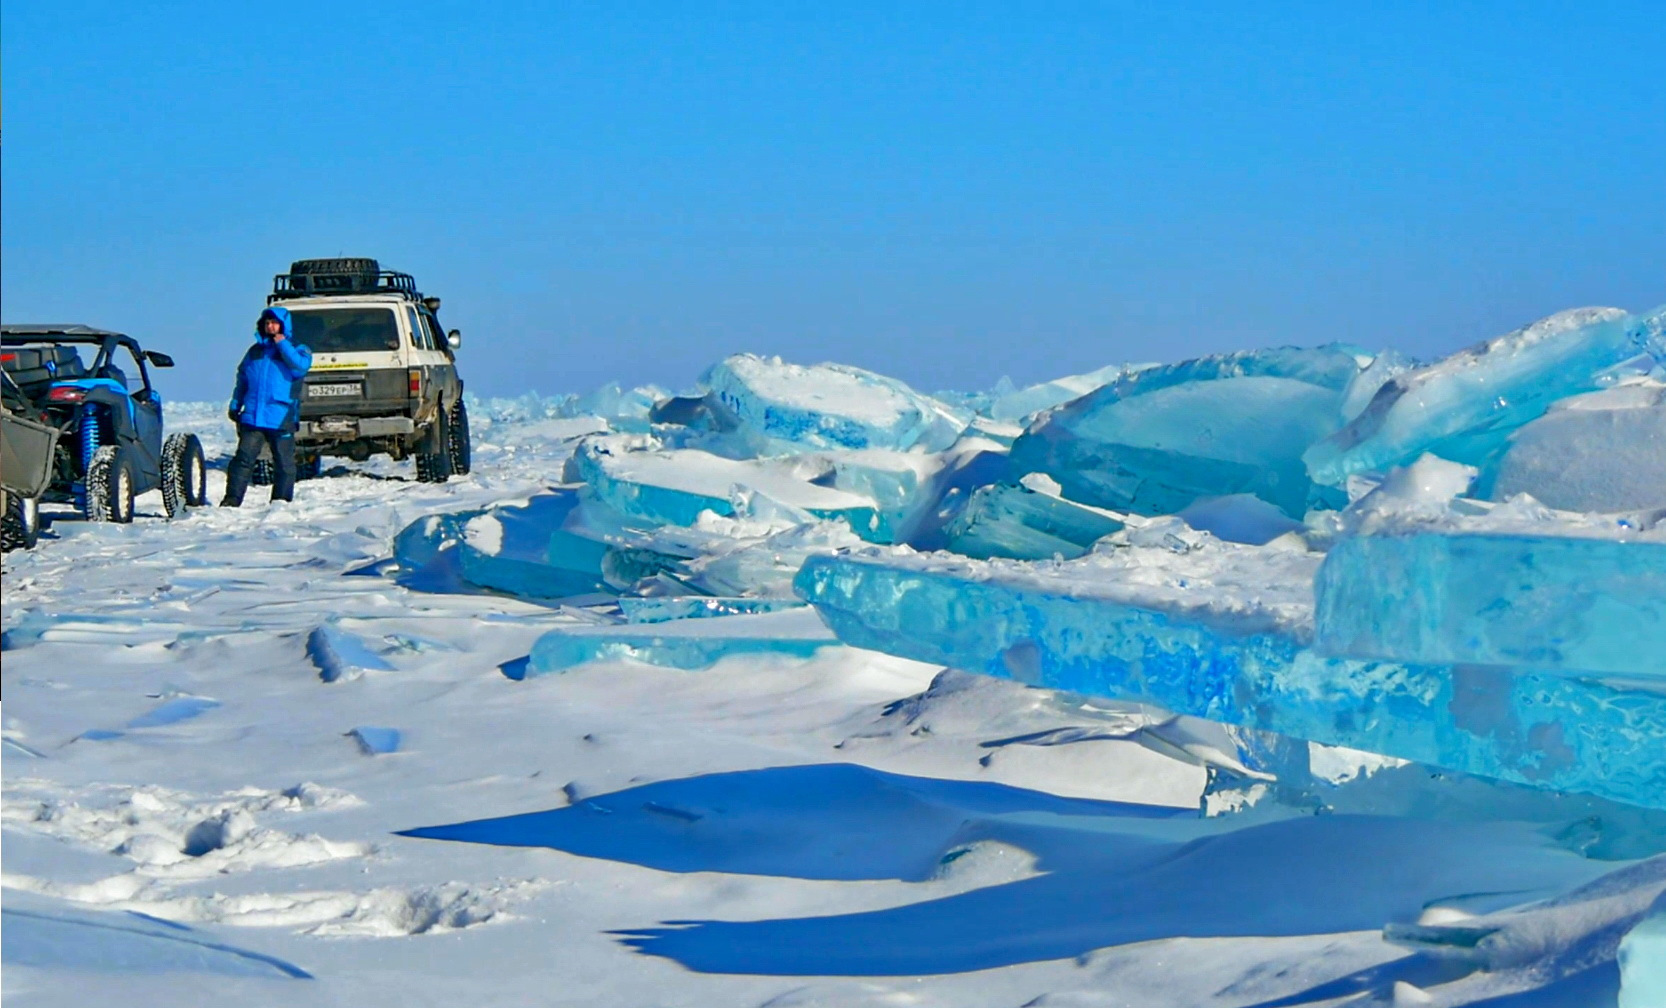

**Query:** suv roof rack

left=269, top=269, right=425, bottom=304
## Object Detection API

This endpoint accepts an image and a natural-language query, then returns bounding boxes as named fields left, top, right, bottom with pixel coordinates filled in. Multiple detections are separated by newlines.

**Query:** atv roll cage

left=1, top=326, right=176, bottom=386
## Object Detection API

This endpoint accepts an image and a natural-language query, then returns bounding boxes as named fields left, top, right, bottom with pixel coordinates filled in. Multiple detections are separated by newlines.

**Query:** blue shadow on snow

left=396, top=763, right=1598, bottom=978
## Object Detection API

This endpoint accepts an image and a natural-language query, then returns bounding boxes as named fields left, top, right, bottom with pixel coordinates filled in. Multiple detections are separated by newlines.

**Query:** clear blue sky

left=4, top=1, right=1663, bottom=401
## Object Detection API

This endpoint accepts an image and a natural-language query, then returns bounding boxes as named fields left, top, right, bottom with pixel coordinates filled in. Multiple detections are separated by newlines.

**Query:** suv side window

left=404, top=307, right=433, bottom=351
left=419, top=311, right=449, bottom=357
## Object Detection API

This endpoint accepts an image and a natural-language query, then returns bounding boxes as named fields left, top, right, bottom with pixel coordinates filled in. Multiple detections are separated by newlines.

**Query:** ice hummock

left=794, top=538, right=1666, bottom=809
left=1305, top=306, right=1666, bottom=486
left=703, top=353, right=971, bottom=454
left=1009, top=344, right=1369, bottom=518
left=1477, top=377, right=1666, bottom=512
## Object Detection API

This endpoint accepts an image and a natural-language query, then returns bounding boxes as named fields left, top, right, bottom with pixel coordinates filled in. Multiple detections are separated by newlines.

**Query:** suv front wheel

left=447, top=400, right=472, bottom=476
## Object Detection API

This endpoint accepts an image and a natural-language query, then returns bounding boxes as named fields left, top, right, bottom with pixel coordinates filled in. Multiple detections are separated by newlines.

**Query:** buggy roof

left=2, top=325, right=141, bottom=353
left=2, top=324, right=127, bottom=340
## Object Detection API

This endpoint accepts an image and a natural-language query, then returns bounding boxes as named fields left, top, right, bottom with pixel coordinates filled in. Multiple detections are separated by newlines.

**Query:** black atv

left=1, top=325, right=208, bottom=528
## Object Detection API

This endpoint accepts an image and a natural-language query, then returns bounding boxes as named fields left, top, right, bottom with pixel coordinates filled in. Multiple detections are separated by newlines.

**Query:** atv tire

left=86, top=444, right=135, bottom=524
left=161, top=432, right=207, bottom=517
left=251, top=457, right=275, bottom=487
left=1, top=492, right=41, bottom=552
left=446, top=399, right=472, bottom=476
left=414, top=409, right=454, bottom=484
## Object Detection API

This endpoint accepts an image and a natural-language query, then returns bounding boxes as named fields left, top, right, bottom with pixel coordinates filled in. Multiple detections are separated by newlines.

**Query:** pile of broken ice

left=399, top=309, right=1666, bottom=817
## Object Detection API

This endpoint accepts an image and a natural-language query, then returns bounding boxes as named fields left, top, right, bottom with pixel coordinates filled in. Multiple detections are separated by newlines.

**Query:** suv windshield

left=288, top=308, right=400, bottom=353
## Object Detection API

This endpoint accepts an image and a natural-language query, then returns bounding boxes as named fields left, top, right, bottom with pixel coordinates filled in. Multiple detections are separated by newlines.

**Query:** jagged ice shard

left=571, top=434, right=884, bottom=537
left=795, top=545, right=1666, bottom=810
left=703, top=353, right=971, bottom=454
left=1009, top=344, right=1369, bottom=518
left=1305, top=306, right=1666, bottom=486
left=943, top=476, right=1126, bottom=560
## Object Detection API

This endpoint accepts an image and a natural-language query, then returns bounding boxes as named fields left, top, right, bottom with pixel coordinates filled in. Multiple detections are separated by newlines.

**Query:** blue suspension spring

left=77, top=404, right=102, bottom=507
left=80, top=404, right=102, bottom=467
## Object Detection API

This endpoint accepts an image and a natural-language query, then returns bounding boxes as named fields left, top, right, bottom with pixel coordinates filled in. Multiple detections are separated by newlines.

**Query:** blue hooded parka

left=231, top=306, right=313, bottom=430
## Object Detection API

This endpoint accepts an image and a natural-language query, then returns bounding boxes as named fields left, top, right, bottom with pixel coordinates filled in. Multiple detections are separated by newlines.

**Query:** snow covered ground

left=3, top=387, right=1662, bottom=1006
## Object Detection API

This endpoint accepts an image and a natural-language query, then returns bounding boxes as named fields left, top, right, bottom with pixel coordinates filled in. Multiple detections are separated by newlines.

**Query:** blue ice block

left=519, top=609, right=836, bottom=677
left=571, top=435, right=882, bottom=536
left=1315, top=532, right=1666, bottom=678
left=349, top=726, right=402, bottom=755
left=1307, top=306, right=1666, bottom=486
left=704, top=353, right=971, bottom=454
left=455, top=491, right=612, bottom=599
left=307, top=621, right=395, bottom=683
left=125, top=696, right=221, bottom=729
left=794, top=553, right=1666, bottom=809
left=944, top=481, right=1125, bottom=560
left=1009, top=345, right=1367, bottom=518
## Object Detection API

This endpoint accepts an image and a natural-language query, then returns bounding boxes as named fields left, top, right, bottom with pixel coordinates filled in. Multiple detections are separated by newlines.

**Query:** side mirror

left=446, top=330, right=462, bottom=350
left=145, top=350, right=176, bottom=368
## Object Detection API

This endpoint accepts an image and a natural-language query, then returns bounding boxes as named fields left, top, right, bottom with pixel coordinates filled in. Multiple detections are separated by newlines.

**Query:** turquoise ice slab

left=520, top=609, right=836, bottom=677
left=1306, top=306, right=1666, bottom=486
left=1315, top=533, right=1666, bottom=678
left=944, top=482, right=1125, bottom=561
left=1009, top=345, right=1366, bottom=518
left=794, top=554, right=1666, bottom=809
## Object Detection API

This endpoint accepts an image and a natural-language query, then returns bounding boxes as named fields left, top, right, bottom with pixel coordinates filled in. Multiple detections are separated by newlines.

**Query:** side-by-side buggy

left=1, top=325, right=207, bottom=546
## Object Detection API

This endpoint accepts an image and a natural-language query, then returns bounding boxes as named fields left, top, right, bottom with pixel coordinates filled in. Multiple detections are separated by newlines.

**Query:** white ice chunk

left=704, top=353, right=971, bottom=453
left=1480, top=378, right=1666, bottom=512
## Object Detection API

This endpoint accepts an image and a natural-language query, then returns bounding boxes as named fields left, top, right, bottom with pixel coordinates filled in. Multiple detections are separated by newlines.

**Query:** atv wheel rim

left=117, top=468, right=132, bottom=520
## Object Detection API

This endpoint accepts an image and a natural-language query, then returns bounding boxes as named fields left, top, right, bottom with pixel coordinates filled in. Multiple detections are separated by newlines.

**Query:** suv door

left=416, top=309, right=459, bottom=404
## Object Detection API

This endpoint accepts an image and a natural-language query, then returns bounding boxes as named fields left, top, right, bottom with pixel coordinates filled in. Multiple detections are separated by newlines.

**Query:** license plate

left=309, top=383, right=361, bottom=398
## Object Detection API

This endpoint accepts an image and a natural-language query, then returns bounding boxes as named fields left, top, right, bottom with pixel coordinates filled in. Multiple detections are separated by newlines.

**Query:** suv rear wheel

left=86, top=445, right=135, bottom=523
left=415, top=409, right=454, bottom=484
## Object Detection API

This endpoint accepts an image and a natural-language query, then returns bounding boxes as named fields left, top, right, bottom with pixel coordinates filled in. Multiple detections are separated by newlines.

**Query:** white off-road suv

left=266, top=258, right=470, bottom=483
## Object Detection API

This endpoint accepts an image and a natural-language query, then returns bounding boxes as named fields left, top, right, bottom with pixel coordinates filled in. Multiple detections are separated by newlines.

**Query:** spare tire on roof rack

left=289, top=258, right=380, bottom=277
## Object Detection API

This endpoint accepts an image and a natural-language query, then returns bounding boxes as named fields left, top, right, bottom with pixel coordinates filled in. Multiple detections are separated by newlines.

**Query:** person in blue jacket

left=222, top=305, right=313, bottom=506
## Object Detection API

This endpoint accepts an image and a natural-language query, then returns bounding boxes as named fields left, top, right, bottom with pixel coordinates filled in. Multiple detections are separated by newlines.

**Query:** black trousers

left=223, top=425, right=298, bottom=505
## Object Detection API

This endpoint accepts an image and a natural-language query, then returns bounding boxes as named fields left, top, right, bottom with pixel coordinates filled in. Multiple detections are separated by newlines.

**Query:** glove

left=228, top=406, right=240, bottom=424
